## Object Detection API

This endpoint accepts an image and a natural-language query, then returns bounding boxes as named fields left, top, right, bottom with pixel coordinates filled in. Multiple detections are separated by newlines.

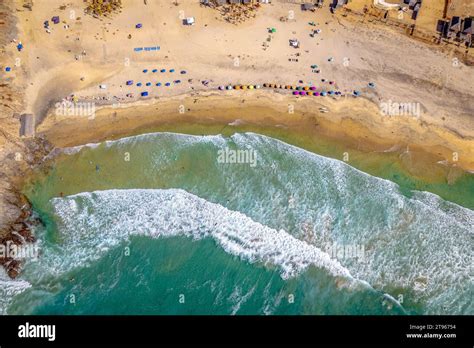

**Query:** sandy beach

left=0, top=0, right=473, bottom=273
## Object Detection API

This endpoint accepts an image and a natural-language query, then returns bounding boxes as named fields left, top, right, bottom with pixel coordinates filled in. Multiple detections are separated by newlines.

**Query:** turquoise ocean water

left=1, top=132, right=472, bottom=315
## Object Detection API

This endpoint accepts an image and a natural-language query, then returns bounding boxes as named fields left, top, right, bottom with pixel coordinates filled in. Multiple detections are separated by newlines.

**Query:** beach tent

left=126, top=80, right=134, bottom=85
left=141, top=92, right=148, bottom=97
left=185, top=17, right=195, bottom=26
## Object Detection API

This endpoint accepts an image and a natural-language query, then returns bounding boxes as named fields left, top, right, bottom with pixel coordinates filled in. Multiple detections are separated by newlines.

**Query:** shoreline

left=39, top=90, right=474, bottom=172
left=34, top=90, right=474, bottom=209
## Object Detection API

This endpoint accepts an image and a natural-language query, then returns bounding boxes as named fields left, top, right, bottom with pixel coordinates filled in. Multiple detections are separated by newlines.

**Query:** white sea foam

left=0, top=270, right=31, bottom=315
left=44, top=189, right=359, bottom=286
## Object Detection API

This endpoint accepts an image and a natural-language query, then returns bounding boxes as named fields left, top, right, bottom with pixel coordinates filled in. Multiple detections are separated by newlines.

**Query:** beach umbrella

left=146, top=82, right=151, bottom=86
left=328, top=91, right=334, bottom=95
left=311, top=65, right=318, bottom=69
left=136, top=23, right=143, bottom=29
left=141, top=91, right=148, bottom=97
left=143, top=69, right=148, bottom=73
left=156, top=83, right=162, bottom=86
left=160, top=69, right=166, bottom=73
left=137, top=82, right=142, bottom=87
left=242, top=85, right=248, bottom=90
left=300, top=91, right=307, bottom=96
left=255, top=85, right=261, bottom=89
left=353, top=90, right=361, bottom=96
left=296, top=86, right=302, bottom=91
left=310, top=86, right=316, bottom=91
left=174, top=80, right=181, bottom=84
left=263, top=83, right=268, bottom=87
left=170, top=69, right=175, bottom=73
left=292, top=91, right=299, bottom=95
left=303, top=86, right=310, bottom=91
left=227, top=85, right=233, bottom=90
left=329, top=81, right=334, bottom=85
left=321, top=91, right=327, bottom=96
left=126, top=80, right=134, bottom=86
left=5, top=67, right=11, bottom=72
left=307, top=91, right=313, bottom=96
left=218, top=86, right=224, bottom=90
left=368, top=82, right=375, bottom=88
left=181, top=70, right=187, bottom=74
left=165, top=82, right=171, bottom=87
left=152, top=69, right=158, bottom=73
left=314, top=92, right=320, bottom=96
left=249, top=85, right=254, bottom=90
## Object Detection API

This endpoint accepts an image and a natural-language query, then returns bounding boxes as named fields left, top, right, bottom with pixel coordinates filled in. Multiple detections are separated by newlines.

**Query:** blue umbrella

left=174, top=80, right=181, bottom=84
left=143, top=69, right=148, bottom=73
left=165, top=82, right=171, bottom=87
left=137, top=82, right=142, bottom=87
left=156, top=83, right=162, bottom=86
left=180, top=70, right=187, bottom=74
left=160, top=69, right=166, bottom=73
left=152, top=69, right=158, bottom=73
left=170, top=69, right=175, bottom=73
left=146, top=82, right=151, bottom=86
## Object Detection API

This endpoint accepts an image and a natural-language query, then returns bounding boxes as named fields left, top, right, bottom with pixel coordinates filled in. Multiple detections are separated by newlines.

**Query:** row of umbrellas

left=142, top=69, right=187, bottom=74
